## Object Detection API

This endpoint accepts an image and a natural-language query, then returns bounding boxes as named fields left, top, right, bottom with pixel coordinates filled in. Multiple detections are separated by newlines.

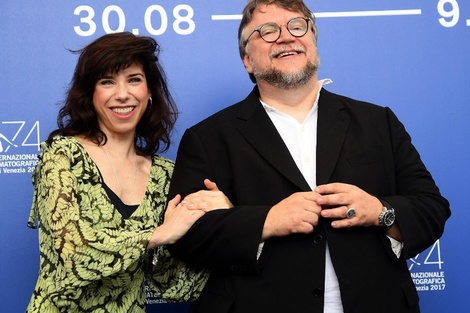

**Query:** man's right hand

left=261, top=191, right=323, bottom=241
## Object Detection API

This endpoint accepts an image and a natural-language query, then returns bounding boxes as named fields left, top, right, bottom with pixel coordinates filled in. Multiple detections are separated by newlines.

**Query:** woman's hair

left=48, top=32, right=178, bottom=155
left=237, top=0, right=317, bottom=59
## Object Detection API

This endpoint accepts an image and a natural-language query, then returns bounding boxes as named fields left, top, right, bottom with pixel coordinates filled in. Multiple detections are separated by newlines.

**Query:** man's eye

left=261, top=25, right=278, bottom=36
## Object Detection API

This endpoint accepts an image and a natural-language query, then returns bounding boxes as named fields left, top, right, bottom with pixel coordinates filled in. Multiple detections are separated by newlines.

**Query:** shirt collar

left=260, top=78, right=333, bottom=113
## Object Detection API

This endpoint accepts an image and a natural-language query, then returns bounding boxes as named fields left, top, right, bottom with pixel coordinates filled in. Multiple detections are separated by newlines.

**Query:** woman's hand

left=147, top=179, right=233, bottom=248
left=148, top=194, right=205, bottom=248
left=182, top=179, right=233, bottom=212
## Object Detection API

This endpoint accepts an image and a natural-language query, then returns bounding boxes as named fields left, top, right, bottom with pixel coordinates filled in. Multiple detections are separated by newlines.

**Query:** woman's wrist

left=147, top=225, right=172, bottom=249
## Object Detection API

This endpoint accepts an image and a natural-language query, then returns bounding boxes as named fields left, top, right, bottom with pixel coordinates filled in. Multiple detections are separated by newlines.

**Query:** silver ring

left=346, top=207, right=356, bottom=219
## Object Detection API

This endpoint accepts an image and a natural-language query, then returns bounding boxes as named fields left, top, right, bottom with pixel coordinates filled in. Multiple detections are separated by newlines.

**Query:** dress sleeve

left=145, top=245, right=210, bottom=302
left=142, top=155, right=210, bottom=302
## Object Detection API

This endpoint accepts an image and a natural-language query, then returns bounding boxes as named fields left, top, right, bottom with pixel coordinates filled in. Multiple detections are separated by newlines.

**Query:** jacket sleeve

left=381, top=107, right=450, bottom=258
left=167, top=128, right=270, bottom=273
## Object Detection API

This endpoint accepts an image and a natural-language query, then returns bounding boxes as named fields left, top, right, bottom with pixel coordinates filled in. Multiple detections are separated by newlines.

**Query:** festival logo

left=0, top=121, right=40, bottom=175
left=408, top=240, right=446, bottom=292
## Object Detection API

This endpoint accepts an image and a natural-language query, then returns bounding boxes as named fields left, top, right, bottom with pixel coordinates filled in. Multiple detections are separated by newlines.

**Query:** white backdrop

left=1, top=1, right=468, bottom=312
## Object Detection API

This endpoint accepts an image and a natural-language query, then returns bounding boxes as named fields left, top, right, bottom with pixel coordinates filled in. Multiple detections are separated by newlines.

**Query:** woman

left=26, top=32, right=231, bottom=312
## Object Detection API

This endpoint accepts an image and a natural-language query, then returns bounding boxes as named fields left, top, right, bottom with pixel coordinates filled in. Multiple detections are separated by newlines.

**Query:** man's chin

left=255, top=67, right=317, bottom=89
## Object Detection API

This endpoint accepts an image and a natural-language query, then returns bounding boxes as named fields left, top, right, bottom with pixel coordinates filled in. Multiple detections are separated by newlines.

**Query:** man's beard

left=252, top=59, right=319, bottom=89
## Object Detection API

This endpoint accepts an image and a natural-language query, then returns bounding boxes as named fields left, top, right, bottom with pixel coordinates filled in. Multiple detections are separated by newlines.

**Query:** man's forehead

left=250, top=5, right=302, bottom=24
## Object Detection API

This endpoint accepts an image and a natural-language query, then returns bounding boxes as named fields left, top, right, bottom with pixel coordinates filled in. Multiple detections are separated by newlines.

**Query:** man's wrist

left=378, top=200, right=396, bottom=230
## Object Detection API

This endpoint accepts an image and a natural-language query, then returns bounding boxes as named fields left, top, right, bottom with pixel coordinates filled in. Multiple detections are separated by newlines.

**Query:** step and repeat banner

left=1, top=1, right=468, bottom=312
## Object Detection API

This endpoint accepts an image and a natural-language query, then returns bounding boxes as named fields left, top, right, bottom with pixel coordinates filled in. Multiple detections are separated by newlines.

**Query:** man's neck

left=258, top=77, right=320, bottom=123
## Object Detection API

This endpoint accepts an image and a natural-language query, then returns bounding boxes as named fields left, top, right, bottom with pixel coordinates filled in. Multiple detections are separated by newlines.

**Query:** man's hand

left=262, top=191, right=322, bottom=241
left=315, top=182, right=383, bottom=228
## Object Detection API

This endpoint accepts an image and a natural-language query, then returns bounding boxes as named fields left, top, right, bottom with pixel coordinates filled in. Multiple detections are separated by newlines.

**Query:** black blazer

left=168, top=87, right=450, bottom=313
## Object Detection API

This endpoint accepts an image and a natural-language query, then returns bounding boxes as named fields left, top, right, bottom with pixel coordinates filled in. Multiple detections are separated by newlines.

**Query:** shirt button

left=313, top=288, right=324, bottom=298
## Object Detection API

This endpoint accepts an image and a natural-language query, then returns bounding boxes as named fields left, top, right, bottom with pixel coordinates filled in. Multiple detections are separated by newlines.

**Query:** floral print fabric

left=26, top=136, right=208, bottom=313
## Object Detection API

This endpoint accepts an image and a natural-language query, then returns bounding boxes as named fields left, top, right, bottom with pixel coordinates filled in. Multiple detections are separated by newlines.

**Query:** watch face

left=384, top=211, right=395, bottom=227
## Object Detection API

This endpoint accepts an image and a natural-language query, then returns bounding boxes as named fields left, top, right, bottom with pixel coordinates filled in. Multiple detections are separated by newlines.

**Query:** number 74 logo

left=0, top=121, right=40, bottom=153
left=408, top=240, right=444, bottom=271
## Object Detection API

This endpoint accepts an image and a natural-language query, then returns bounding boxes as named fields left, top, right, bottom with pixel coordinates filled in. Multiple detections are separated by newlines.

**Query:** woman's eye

left=98, top=79, right=113, bottom=85
left=129, top=77, right=142, bottom=83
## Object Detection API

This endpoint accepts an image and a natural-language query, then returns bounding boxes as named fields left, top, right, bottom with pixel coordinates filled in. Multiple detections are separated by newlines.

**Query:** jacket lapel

left=235, top=87, right=311, bottom=191
left=316, top=89, right=350, bottom=185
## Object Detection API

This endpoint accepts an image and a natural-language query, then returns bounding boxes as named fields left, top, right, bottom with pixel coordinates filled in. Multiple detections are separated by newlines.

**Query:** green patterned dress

left=26, top=136, right=208, bottom=313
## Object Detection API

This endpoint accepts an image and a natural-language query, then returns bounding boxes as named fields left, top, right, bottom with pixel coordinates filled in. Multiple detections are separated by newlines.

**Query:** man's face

left=242, top=4, right=319, bottom=89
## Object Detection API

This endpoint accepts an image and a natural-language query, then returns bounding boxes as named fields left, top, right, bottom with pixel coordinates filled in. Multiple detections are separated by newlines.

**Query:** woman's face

left=92, top=64, right=150, bottom=138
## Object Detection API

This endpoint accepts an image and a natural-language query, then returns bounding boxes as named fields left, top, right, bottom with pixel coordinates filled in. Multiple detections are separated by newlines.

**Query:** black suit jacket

left=168, top=87, right=450, bottom=313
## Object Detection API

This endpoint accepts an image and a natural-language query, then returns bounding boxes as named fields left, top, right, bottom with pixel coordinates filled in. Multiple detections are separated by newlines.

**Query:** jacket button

left=313, top=235, right=324, bottom=244
left=313, top=288, right=324, bottom=298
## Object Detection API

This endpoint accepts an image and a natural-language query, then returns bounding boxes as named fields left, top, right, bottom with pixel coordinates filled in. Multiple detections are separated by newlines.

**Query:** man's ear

left=242, top=54, right=253, bottom=74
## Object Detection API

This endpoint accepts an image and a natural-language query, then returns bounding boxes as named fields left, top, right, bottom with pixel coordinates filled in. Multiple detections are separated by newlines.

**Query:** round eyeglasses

left=244, top=17, right=312, bottom=47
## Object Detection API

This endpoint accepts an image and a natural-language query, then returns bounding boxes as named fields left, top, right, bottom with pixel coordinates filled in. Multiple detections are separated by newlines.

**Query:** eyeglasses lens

left=260, top=18, right=308, bottom=43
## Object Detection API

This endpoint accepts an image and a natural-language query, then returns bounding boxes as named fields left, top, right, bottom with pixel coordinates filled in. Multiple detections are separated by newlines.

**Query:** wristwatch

left=378, top=205, right=395, bottom=230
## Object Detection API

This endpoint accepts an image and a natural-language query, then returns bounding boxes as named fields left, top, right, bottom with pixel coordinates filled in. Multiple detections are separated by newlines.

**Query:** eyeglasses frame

left=243, top=17, right=314, bottom=48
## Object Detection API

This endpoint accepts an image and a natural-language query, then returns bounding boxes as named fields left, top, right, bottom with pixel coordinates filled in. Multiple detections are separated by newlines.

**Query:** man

left=168, top=1, right=450, bottom=312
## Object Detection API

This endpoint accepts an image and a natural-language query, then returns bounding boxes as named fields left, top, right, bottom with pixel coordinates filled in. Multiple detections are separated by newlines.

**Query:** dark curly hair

left=48, top=32, right=178, bottom=155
